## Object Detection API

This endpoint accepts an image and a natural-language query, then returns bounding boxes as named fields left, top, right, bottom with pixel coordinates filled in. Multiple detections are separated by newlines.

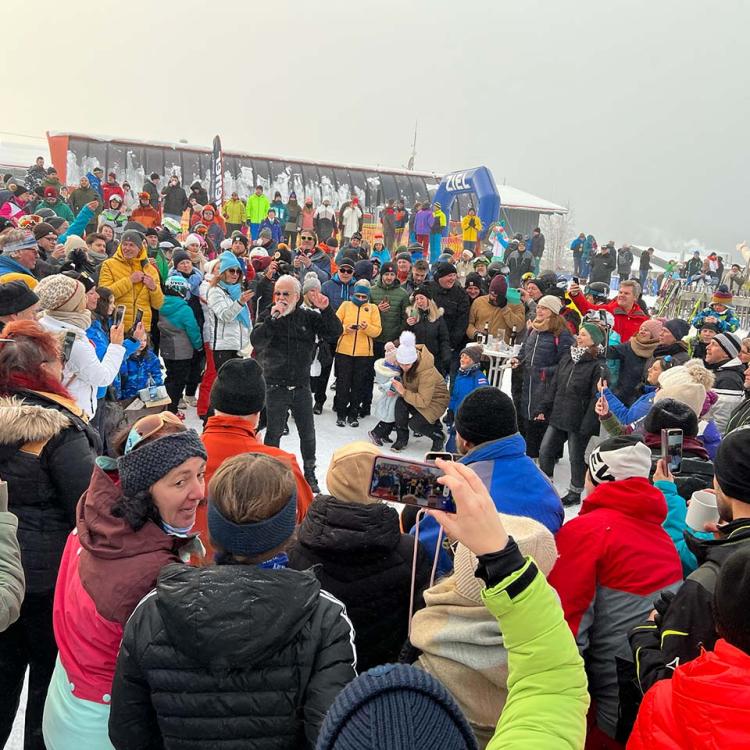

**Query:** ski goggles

left=124, top=411, right=184, bottom=455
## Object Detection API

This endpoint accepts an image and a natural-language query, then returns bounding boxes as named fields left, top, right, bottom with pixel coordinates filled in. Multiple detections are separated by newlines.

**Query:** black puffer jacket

left=161, top=182, right=189, bottom=216
left=428, top=280, right=470, bottom=351
left=0, top=391, right=97, bottom=592
left=589, top=251, right=616, bottom=284
left=251, top=304, right=343, bottom=387
left=608, top=340, right=652, bottom=406
left=404, top=303, right=451, bottom=375
left=109, top=563, right=357, bottom=750
left=518, top=324, right=575, bottom=421
left=542, top=348, right=608, bottom=435
left=287, top=495, right=433, bottom=671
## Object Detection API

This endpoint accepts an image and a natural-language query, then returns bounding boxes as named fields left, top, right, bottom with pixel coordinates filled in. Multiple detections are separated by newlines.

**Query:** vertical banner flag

left=210, top=135, right=224, bottom=209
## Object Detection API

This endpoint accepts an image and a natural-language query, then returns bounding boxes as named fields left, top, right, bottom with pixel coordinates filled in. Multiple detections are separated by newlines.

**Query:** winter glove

left=652, top=590, right=677, bottom=628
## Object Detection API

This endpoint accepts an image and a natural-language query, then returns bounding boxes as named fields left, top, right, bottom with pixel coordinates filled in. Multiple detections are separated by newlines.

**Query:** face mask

left=161, top=520, right=193, bottom=536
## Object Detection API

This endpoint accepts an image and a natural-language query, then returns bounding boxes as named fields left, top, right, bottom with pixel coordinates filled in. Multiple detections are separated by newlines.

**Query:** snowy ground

left=8, top=378, right=573, bottom=747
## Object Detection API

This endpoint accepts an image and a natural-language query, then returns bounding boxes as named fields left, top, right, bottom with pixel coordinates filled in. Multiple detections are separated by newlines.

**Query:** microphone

left=270, top=309, right=282, bottom=320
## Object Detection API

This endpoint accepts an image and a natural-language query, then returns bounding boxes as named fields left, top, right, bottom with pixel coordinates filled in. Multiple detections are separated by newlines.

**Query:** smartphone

left=61, top=331, right=76, bottom=366
left=571, top=276, right=579, bottom=284
left=113, top=304, right=126, bottom=327
left=369, top=455, right=456, bottom=513
left=424, top=451, right=459, bottom=463
left=661, top=428, right=683, bottom=474
left=133, top=308, right=144, bottom=327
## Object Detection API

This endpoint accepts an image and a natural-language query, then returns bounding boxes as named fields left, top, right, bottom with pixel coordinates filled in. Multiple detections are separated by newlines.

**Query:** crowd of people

left=569, top=234, right=749, bottom=296
left=0, top=160, right=750, bottom=749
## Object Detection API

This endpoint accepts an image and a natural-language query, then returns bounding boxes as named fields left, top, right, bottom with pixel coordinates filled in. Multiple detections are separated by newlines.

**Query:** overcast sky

left=2, top=0, right=747, bottom=257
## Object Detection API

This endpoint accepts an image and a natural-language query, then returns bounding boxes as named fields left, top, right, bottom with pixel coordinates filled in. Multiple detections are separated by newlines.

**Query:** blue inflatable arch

left=431, top=166, right=501, bottom=240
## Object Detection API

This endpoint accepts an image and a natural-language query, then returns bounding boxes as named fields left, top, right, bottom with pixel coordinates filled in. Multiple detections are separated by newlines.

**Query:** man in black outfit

left=250, top=274, right=342, bottom=492
left=428, top=262, right=470, bottom=388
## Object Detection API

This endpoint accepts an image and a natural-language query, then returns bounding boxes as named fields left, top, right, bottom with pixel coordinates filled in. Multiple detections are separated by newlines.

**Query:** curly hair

left=111, top=488, right=162, bottom=531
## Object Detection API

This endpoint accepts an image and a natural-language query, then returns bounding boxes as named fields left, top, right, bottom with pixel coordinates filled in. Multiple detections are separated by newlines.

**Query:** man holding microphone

left=250, top=274, right=343, bottom=492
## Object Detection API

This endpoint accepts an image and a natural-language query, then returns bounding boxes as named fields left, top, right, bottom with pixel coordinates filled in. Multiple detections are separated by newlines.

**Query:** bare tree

left=540, top=207, right=575, bottom=274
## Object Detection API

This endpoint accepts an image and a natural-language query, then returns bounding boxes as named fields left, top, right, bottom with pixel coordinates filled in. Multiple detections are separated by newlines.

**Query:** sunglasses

left=125, top=411, right=183, bottom=454
left=274, top=290, right=294, bottom=297
left=300, top=235, right=314, bottom=241
left=225, top=268, right=241, bottom=275
left=339, top=267, right=354, bottom=274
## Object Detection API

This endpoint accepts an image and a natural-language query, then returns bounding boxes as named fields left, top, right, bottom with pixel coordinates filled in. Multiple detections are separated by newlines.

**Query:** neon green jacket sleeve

left=483, top=558, right=590, bottom=750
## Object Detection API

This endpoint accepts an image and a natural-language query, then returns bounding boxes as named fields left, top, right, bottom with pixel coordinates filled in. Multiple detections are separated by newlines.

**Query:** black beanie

left=643, top=397, right=698, bottom=437
left=714, top=546, right=750, bottom=654
left=663, top=318, right=690, bottom=341
left=434, top=261, right=457, bottom=280
left=210, top=358, right=266, bottom=416
left=172, top=249, right=190, bottom=267
left=714, top=426, right=750, bottom=504
left=412, top=284, right=432, bottom=300
left=380, top=261, right=395, bottom=276
left=46, top=216, right=65, bottom=231
left=455, top=387, right=518, bottom=445
left=0, top=280, right=39, bottom=316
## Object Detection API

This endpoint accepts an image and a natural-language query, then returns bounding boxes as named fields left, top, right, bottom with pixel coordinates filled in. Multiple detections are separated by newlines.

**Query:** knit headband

left=117, top=430, right=207, bottom=497
left=207, top=488, right=297, bottom=557
left=2, top=234, right=37, bottom=255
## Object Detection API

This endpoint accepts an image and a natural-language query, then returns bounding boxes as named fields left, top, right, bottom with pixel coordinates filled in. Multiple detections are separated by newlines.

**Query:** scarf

left=218, top=281, right=251, bottom=329
left=630, top=336, right=659, bottom=358
left=458, top=362, right=483, bottom=377
left=47, top=308, right=92, bottom=331
left=531, top=317, right=554, bottom=332
left=570, top=345, right=588, bottom=364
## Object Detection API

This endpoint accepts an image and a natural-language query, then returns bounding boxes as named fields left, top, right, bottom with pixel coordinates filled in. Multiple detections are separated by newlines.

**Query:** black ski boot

left=304, top=464, right=320, bottom=494
left=561, top=491, right=582, bottom=507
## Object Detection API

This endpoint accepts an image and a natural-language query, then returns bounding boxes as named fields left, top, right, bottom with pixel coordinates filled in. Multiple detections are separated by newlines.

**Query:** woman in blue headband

left=108, top=452, right=357, bottom=749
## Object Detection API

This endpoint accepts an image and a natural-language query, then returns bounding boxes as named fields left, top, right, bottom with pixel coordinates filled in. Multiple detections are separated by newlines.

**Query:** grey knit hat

left=117, top=431, right=207, bottom=497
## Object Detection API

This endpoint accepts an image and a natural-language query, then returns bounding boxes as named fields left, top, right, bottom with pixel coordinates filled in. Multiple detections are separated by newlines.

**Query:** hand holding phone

left=429, top=459, right=510, bottom=556
left=661, top=428, right=683, bottom=474
left=369, top=455, right=456, bottom=512
left=113, top=304, right=126, bottom=327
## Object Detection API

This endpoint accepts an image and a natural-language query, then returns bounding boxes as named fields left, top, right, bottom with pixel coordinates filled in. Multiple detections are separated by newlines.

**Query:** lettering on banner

left=445, top=172, right=470, bottom=192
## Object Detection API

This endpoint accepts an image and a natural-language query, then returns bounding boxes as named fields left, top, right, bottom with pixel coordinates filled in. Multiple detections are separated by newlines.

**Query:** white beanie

left=220, top=238, right=233, bottom=251
left=396, top=330, right=418, bottom=365
left=249, top=247, right=269, bottom=260
left=657, top=365, right=693, bottom=389
left=537, top=295, right=563, bottom=315
left=658, top=361, right=715, bottom=391
left=654, top=382, right=706, bottom=418
left=588, top=436, right=653, bottom=486
left=184, top=233, right=203, bottom=248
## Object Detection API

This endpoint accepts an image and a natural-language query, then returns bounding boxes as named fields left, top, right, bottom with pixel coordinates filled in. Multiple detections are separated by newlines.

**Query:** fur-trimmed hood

left=0, top=394, right=71, bottom=446
left=406, top=300, right=444, bottom=323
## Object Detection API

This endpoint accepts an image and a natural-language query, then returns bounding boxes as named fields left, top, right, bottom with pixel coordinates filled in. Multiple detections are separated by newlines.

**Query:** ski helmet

left=585, top=282, right=610, bottom=302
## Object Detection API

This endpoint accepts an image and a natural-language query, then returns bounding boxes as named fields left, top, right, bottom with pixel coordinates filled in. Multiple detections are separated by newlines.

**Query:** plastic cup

left=685, top=489, right=719, bottom=531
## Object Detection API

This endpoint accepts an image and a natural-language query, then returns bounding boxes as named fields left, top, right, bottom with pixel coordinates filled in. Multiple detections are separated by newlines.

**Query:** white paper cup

left=685, top=489, right=719, bottom=530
